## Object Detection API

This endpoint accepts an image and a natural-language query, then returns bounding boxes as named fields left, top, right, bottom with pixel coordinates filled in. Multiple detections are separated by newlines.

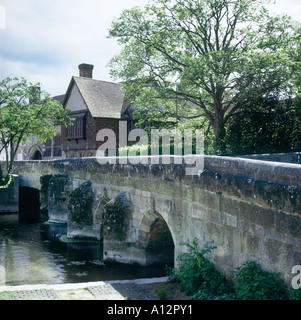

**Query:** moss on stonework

left=48, top=173, right=70, bottom=187
left=68, top=181, right=94, bottom=225
left=48, top=173, right=70, bottom=205
left=103, top=193, right=131, bottom=241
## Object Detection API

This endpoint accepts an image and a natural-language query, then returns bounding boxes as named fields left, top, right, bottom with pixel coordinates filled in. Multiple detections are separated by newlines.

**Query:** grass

left=141, top=282, right=192, bottom=300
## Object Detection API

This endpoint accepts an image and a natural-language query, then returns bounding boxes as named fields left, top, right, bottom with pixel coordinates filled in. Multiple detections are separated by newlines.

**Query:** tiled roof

left=65, top=76, right=130, bottom=119
left=52, top=94, right=66, bottom=104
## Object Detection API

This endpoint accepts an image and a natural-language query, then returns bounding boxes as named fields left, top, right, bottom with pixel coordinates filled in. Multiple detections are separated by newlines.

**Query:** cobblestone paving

left=85, top=283, right=124, bottom=300
left=86, top=282, right=157, bottom=300
left=1, top=289, right=59, bottom=300
left=0, top=284, right=157, bottom=300
left=0, top=277, right=169, bottom=300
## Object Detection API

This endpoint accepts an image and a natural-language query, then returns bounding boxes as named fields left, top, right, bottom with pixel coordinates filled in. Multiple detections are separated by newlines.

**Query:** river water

left=0, top=213, right=166, bottom=286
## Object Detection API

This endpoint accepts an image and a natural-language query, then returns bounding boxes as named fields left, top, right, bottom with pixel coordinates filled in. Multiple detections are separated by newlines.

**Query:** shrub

left=168, top=240, right=294, bottom=300
left=165, top=266, right=179, bottom=283
left=289, top=289, right=301, bottom=300
left=234, top=261, right=288, bottom=300
left=175, top=238, right=233, bottom=299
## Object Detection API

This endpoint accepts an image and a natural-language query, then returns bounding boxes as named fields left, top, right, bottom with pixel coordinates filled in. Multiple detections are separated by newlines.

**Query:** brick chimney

left=79, top=63, right=94, bottom=78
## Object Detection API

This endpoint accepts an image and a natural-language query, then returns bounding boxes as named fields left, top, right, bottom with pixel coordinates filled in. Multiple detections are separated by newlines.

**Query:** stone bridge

left=10, top=155, right=301, bottom=285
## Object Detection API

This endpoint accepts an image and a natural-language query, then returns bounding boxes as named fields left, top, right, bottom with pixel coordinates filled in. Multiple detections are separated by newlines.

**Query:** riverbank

left=0, top=277, right=191, bottom=300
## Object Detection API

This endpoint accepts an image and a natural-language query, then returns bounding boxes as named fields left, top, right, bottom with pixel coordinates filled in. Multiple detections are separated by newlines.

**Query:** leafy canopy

left=108, top=0, right=299, bottom=152
left=0, top=77, right=71, bottom=184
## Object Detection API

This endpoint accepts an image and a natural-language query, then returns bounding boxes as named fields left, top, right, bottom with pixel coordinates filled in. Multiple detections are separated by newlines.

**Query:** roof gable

left=65, top=80, right=87, bottom=112
left=63, top=76, right=128, bottom=119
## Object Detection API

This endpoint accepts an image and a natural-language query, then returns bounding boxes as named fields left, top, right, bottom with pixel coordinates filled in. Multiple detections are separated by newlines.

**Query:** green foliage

left=233, top=261, right=288, bottom=300
left=224, top=97, right=301, bottom=155
left=119, top=141, right=198, bottom=157
left=0, top=169, right=12, bottom=187
left=0, top=77, right=72, bottom=183
left=168, top=239, right=295, bottom=300
left=109, top=0, right=299, bottom=150
left=118, top=125, right=217, bottom=156
left=173, top=238, right=233, bottom=299
left=103, top=199, right=130, bottom=241
left=68, top=181, right=94, bottom=225
left=165, top=265, right=178, bottom=283
left=155, top=287, right=168, bottom=300
left=289, top=289, right=301, bottom=300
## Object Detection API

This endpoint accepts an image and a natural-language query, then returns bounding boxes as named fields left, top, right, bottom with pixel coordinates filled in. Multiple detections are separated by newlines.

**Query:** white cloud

left=0, top=5, right=5, bottom=29
left=267, top=0, right=301, bottom=21
left=0, top=0, right=148, bottom=95
left=0, top=0, right=300, bottom=97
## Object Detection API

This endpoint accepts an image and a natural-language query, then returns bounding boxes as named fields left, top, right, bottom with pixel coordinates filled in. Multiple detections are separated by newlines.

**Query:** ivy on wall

left=103, top=193, right=131, bottom=241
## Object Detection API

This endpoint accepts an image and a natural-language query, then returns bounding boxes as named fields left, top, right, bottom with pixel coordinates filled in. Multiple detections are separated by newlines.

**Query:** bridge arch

left=138, top=210, right=175, bottom=266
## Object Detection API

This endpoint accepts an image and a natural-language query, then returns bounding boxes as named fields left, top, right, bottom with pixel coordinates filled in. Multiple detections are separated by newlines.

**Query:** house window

left=66, top=112, right=86, bottom=140
left=44, top=134, right=61, bottom=158
left=53, top=135, right=61, bottom=157
left=44, top=139, right=52, bottom=157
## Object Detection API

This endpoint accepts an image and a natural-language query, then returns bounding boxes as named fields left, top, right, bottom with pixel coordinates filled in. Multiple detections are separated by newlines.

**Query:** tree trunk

left=212, top=118, right=226, bottom=155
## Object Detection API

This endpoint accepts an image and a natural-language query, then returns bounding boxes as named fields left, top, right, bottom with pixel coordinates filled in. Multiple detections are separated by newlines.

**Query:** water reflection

left=0, top=213, right=165, bottom=286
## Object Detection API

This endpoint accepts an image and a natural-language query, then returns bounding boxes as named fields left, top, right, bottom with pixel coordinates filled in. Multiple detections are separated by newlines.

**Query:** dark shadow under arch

left=138, top=211, right=175, bottom=266
left=19, top=187, right=41, bottom=223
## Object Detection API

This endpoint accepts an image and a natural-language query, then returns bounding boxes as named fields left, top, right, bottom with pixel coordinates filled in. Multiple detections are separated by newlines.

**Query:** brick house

left=60, top=63, right=133, bottom=158
left=0, top=63, right=134, bottom=161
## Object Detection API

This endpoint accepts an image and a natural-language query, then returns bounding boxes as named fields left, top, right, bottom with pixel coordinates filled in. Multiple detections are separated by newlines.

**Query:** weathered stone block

left=67, top=180, right=98, bottom=240
left=205, top=222, right=224, bottom=245
left=0, top=265, right=5, bottom=285
left=48, top=172, right=70, bottom=223
left=241, top=231, right=261, bottom=256
left=287, top=215, right=301, bottom=238
left=220, top=212, right=238, bottom=228
left=262, top=238, right=285, bottom=266
left=252, top=207, right=275, bottom=229
left=237, top=203, right=275, bottom=230
left=40, top=174, right=53, bottom=212
left=191, top=205, right=207, bottom=220
left=194, top=189, right=221, bottom=212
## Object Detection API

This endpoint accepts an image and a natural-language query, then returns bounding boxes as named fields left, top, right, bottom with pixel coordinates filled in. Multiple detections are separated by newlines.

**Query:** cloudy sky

left=0, top=0, right=300, bottom=97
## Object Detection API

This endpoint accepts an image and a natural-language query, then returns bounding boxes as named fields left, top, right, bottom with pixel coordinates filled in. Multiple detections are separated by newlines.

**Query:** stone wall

left=9, top=156, right=301, bottom=285
left=67, top=180, right=98, bottom=240
left=0, top=175, right=19, bottom=213
left=240, top=152, right=301, bottom=164
left=48, top=173, right=70, bottom=223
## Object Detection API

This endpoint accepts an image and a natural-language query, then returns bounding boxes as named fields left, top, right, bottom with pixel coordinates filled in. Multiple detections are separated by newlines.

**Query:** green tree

left=0, top=77, right=71, bottom=185
left=224, top=96, right=301, bottom=155
left=108, top=0, right=298, bottom=153
left=293, top=25, right=301, bottom=93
